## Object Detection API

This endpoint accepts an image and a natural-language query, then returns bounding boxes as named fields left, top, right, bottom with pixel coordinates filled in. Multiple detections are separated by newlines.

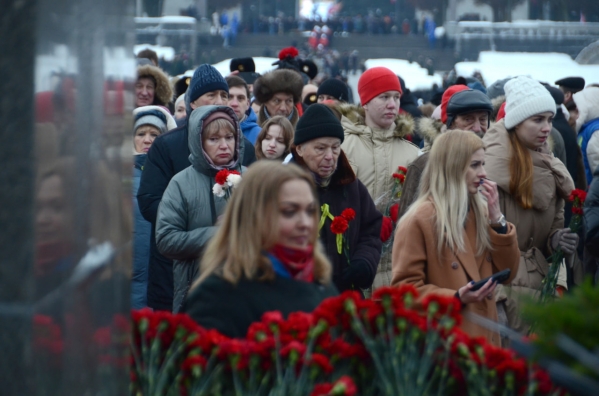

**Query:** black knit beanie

left=294, top=104, right=345, bottom=145
left=316, top=78, right=349, bottom=103
left=187, top=64, right=229, bottom=104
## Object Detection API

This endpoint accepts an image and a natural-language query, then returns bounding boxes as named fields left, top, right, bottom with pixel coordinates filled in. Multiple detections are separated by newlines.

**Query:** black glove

left=339, top=260, right=374, bottom=290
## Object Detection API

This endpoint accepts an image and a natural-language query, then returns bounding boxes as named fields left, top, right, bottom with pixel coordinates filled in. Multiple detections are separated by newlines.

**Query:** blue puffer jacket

left=132, top=154, right=151, bottom=309
left=240, top=107, right=262, bottom=145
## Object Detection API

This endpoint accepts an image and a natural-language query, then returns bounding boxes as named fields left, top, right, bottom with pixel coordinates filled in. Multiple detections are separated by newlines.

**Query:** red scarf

left=270, top=244, right=314, bottom=282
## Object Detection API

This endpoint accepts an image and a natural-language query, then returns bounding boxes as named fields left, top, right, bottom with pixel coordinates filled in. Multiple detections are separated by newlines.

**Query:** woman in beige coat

left=483, top=76, right=578, bottom=335
left=392, top=131, right=520, bottom=346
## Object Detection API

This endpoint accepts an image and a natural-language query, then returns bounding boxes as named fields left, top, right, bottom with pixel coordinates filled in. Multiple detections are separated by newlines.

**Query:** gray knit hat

left=134, top=109, right=168, bottom=134
left=486, top=77, right=512, bottom=100
left=504, top=76, right=556, bottom=129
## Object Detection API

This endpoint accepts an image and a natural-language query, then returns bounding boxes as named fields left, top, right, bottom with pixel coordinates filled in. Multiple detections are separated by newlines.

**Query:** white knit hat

left=504, top=76, right=556, bottom=129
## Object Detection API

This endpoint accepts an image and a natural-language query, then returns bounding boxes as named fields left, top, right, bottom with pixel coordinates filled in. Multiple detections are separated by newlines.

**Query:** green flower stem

left=346, top=300, right=394, bottom=394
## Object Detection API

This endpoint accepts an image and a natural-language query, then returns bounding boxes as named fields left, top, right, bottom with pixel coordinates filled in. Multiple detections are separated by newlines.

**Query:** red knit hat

left=441, top=84, right=469, bottom=124
left=496, top=101, right=507, bottom=121
left=358, top=67, right=402, bottom=105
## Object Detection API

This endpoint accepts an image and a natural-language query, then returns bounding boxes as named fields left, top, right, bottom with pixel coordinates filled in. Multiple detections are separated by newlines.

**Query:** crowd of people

left=132, top=47, right=599, bottom=344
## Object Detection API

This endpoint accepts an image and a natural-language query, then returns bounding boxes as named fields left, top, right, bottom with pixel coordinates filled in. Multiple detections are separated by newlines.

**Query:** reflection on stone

left=22, top=0, right=135, bottom=394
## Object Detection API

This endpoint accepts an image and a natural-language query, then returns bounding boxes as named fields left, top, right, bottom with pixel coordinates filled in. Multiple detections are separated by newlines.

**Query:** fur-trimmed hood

left=336, top=103, right=414, bottom=139
left=253, top=69, right=304, bottom=105
left=417, top=116, right=445, bottom=153
left=137, top=64, right=173, bottom=107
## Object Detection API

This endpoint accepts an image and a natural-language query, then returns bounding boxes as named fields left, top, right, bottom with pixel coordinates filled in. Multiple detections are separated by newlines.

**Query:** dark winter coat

left=132, top=154, right=151, bottom=309
left=585, top=166, right=599, bottom=258
left=553, top=109, right=586, bottom=225
left=553, top=109, right=582, bottom=186
left=240, top=107, right=262, bottom=145
left=292, top=149, right=383, bottom=294
left=184, top=274, right=338, bottom=338
left=155, top=106, right=244, bottom=313
left=138, top=116, right=256, bottom=311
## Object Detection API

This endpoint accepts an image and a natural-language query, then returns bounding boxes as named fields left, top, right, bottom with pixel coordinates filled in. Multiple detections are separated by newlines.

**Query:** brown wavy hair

left=192, top=161, right=332, bottom=288
left=255, top=116, right=294, bottom=160
left=508, top=130, right=534, bottom=209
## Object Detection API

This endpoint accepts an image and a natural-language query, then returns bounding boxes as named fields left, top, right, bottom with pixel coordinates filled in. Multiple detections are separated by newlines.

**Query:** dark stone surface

left=0, top=0, right=37, bottom=394
left=1, top=0, right=135, bottom=394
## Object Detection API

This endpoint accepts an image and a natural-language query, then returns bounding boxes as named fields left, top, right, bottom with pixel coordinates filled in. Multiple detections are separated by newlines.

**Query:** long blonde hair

left=192, top=161, right=332, bottom=288
left=400, top=130, right=491, bottom=256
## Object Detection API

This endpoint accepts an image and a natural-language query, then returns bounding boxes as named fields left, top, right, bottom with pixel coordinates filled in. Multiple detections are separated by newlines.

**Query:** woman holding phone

left=391, top=130, right=520, bottom=346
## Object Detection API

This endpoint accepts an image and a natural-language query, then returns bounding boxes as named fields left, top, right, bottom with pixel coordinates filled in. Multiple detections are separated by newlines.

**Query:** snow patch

left=364, top=59, right=443, bottom=91
left=455, top=51, right=599, bottom=87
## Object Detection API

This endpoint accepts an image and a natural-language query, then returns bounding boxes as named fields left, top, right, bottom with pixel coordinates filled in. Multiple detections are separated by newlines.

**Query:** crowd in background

left=131, top=46, right=599, bottom=345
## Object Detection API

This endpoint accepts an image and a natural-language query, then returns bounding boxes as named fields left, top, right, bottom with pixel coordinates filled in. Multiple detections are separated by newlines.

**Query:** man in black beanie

left=316, top=78, right=350, bottom=104
left=291, top=104, right=382, bottom=296
left=137, top=64, right=256, bottom=311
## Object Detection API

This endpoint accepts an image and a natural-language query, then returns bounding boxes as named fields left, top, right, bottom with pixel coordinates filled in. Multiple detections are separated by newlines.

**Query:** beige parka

left=483, top=120, right=579, bottom=334
left=337, top=104, right=419, bottom=292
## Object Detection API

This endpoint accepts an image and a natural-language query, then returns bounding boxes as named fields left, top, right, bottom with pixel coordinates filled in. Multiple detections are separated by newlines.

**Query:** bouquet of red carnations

left=131, top=287, right=562, bottom=395
left=539, top=188, right=587, bottom=304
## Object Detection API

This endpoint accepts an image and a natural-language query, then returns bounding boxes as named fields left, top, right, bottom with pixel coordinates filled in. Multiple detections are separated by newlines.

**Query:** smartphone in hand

left=470, top=269, right=511, bottom=291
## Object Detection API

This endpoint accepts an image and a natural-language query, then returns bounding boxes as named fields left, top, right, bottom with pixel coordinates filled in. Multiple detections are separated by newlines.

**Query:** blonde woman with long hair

left=183, top=161, right=337, bottom=338
left=391, top=130, right=520, bottom=346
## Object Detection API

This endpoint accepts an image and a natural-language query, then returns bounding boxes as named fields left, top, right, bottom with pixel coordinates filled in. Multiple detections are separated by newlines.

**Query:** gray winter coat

left=155, top=105, right=244, bottom=312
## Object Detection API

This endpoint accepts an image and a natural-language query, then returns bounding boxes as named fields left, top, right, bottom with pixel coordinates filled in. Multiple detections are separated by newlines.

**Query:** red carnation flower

left=330, top=216, right=349, bottom=234
left=397, top=166, right=408, bottom=174
left=93, top=327, right=112, bottom=348
left=340, top=208, right=356, bottom=221
left=182, top=355, right=207, bottom=372
left=572, top=207, right=583, bottom=215
left=332, top=376, right=357, bottom=396
left=261, top=311, right=284, bottom=326
left=309, top=353, right=333, bottom=374
left=495, top=358, right=528, bottom=383
left=217, top=339, right=251, bottom=366
left=280, top=340, right=306, bottom=358
left=380, top=216, right=394, bottom=242
left=568, top=188, right=587, bottom=204
left=372, top=284, right=418, bottom=308
left=215, top=169, right=230, bottom=185
left=278, top=46, right=299, bottom=60
left=246, top=322, right=269, bottom=341
left=311, top=383, right=333, bottom=396
left=389, top=203, right=399, bottom=223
